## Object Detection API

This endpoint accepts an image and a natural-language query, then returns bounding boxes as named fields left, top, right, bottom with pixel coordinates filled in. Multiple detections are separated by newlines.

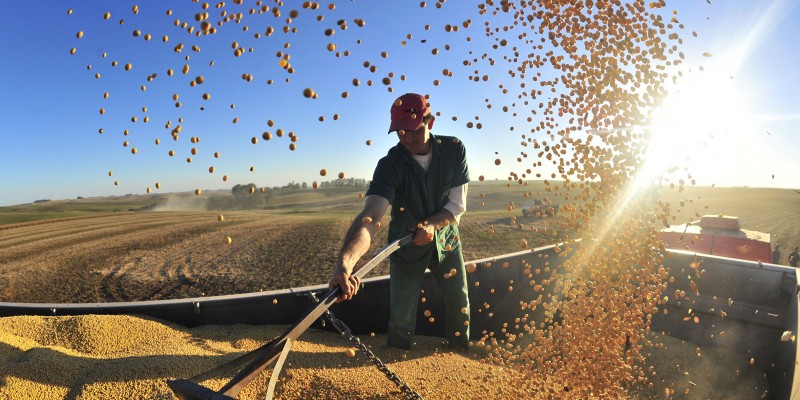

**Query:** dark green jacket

left=366, top=134, right=469, bottom=264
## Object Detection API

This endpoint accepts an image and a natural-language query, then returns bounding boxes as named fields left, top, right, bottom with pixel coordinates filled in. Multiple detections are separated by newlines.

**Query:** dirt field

left=0, top=209, right=545, bottom=303
left=0, top=184, right=797, bottom=303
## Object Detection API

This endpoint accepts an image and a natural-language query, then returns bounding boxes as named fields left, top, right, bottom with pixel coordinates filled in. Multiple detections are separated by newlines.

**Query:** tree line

left=206, top=178, right=369, bottom=210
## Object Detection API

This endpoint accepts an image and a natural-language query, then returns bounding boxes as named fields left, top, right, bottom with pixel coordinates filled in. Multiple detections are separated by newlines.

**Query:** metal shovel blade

left=167, top=379, right=235, bottom=400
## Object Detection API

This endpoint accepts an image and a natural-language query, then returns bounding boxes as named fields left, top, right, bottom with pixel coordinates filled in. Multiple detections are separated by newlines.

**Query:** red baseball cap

left=388, top=93, right=430, bottom=133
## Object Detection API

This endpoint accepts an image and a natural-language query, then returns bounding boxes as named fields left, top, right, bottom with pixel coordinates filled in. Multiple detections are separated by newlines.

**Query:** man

left=329, top=93, right=470, bottom=350
left=772, top=245, right=781, bottom=264
left=789, top=246, right=799, bottom=268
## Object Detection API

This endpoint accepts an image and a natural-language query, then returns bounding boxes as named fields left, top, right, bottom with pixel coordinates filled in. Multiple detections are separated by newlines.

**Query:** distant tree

left=280, top=181, right=302, bottom=191
left=231, top=183, right=257, bottom=197
left=261, top=186, right=276, bottom=205
left=316, top=178, right=369, bottom=191
left=227, top=183, right=264, bottom=209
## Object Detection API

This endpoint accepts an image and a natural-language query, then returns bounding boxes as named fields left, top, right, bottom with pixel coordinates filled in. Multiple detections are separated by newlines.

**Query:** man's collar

left=397, top=133, right=438, bottom=157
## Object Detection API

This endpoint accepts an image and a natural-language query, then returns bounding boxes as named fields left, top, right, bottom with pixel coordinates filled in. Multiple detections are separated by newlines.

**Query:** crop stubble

left=0, top=212, right=327, bottom=302
left=2, top=185, right=798, bottom=304
left=1, top=206, right=550, bottom=303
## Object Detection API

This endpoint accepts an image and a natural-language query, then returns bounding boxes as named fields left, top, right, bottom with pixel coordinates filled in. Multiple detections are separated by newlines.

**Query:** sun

left=639, top=66, right=751, bottom=185
left=592, top=63, right=753, bottom=249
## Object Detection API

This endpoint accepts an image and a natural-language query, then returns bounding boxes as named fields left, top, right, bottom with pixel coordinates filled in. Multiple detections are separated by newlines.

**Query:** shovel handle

left=171, top=233, right=413, bottom=399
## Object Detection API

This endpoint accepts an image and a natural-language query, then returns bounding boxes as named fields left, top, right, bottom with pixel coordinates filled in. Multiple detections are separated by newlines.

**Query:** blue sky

left=0, top=1, right=798, bottom=207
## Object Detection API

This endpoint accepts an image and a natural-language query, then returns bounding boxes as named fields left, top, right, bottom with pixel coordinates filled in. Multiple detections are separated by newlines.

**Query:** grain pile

left=0, top=314, right=526, bottom=399
left=0, top=315, right=764, bottom=399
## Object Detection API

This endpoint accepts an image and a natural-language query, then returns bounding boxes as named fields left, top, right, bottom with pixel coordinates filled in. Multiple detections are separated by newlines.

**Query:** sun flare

left=642, top=68, right=751, bottom=184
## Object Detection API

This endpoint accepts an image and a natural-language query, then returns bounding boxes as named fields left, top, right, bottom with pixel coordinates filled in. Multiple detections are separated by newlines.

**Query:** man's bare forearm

left=336, top=196, right=389, bottom=274
left=337, top=212, right=378, bottom=274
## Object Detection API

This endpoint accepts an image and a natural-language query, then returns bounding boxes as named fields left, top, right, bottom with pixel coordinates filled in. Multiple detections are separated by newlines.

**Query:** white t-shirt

left=408, top=151, right=468, bottom=223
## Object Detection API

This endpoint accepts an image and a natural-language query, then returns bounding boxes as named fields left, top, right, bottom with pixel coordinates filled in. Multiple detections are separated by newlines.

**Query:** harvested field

left=0, top=206, right=537, bottom=303
left=0, top=211, right=370, bottom=303
left=0, top=185, right=798, bottom=303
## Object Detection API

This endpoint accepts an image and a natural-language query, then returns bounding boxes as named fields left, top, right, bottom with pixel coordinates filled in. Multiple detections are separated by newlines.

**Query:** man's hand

left=329, top=196, right=389, bottom=301
left=329, top=264, right=361, bottom=302
left=413, top=222, right=435, bottom=246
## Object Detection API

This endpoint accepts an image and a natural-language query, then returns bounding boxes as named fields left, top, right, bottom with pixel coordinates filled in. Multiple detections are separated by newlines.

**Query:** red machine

left=658, top=215, right=773, bottom=263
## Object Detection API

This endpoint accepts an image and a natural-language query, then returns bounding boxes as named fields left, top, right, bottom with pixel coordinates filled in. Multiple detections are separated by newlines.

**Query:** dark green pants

left=388, top=249, right=470, bottom=349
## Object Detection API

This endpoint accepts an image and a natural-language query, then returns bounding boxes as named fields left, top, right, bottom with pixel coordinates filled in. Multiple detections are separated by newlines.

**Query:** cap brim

left=388, top=119, right=424, bottom=133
